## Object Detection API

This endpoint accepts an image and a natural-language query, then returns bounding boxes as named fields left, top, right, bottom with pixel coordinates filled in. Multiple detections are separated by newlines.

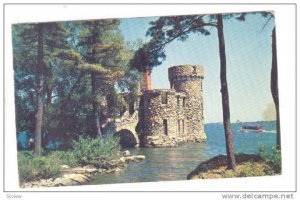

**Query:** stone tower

left=168, top=65, right=206, bottom=141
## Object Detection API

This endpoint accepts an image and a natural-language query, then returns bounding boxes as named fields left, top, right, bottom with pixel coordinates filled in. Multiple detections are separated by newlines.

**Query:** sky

left=119, top=13, right=275, bottom=123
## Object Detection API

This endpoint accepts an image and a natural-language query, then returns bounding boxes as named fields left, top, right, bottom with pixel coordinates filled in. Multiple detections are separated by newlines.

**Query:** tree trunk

left=45, top=81, right=52, bottom=108
left=216, top=14, right=237, bottom=170
left=271, top=27, right=281, bottom=150
left=91, top=73, right=102, bottom=138
left=34, top=23, right=44, bottom=156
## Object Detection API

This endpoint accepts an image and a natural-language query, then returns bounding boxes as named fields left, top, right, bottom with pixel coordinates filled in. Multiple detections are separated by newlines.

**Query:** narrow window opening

left=161, top=92, right=168, bottom=104
left=182, top=97, right=186, bottom=107
left=193, top=66, right=197, bottom=74
left=129, top=101, right=135, bottom=115
left=182, top=120, right=185, bottom=135
left=178, top=120, right=181, bottom=134
left=170, top=83, right=174, bottom=89
left=177, top=96, right=180, bottom=106
left=163, top=119, right=168, bottom=135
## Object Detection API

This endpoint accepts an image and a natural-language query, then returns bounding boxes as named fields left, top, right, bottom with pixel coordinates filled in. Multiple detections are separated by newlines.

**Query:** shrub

left=46, top=151, right=78, bottom=167
left=18, top=151, right=62, bottom=183
left=71, top=135, right=120, bottom=165
left=237, top=162, right=266, bottom=177
left=17, top=136, right=121, bottom=183
left=259, top=144, right=282, bottom=174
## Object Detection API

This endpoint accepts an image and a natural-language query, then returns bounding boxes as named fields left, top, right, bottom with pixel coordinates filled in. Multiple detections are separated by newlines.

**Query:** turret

left=168, top=65, right=206, bottom=141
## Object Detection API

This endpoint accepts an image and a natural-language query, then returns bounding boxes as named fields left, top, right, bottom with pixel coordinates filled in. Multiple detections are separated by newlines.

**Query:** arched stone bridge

left=111, top=111, right=140, bottom=147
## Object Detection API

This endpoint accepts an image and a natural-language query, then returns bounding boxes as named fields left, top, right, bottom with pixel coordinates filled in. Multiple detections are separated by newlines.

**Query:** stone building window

left=129, top=101, right=135, bottom=115
left=177, top=120, right=181, bottom=134
left=177, top=96, right=180, bottom=106
left=182, top=97, right=186, bottom=107
left=193, top=66, right=197, bottom=74
left=182, top=120, right=185, bottom=135
left=161, top=92, right=168, bottom=104
left=170, top=83, right=174, bottom=89
left=163, top=119, right=168, bottom=135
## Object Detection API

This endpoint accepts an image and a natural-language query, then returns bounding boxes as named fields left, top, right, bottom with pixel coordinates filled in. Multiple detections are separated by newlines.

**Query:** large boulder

left=52, top=177, right=75, bottom=186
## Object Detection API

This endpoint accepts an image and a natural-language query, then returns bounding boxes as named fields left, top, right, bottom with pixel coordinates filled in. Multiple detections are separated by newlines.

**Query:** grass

left=18, top=135, right=121, bottom=183
left=18, top=151, right=62, bottom=183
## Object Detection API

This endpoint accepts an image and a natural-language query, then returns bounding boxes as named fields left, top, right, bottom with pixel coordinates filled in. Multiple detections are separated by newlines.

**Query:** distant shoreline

left=204, top=120, right=276, bottom=125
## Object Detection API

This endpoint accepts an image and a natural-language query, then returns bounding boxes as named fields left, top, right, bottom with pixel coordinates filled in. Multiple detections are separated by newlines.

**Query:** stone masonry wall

left=141, top=89, right=186, bottom=147
left=119, top=64, right=207, bottom=148
left=169, top=65, right=206, bottom=142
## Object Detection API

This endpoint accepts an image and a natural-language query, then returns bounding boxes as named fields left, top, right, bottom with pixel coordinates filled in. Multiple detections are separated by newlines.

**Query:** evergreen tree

left=13, top=19, right=138, bottom=149
left=77, top=19, right=129, bottom=138
left=13, top=22, right=72, bottom=155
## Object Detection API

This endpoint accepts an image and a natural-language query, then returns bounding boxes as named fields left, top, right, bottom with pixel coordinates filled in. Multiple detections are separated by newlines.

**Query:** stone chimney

left=140, top=69, right=152, bottom=91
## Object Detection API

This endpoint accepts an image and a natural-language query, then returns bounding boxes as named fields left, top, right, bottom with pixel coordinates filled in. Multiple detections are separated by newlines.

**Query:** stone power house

left=112, top=65, right=206, bottom=147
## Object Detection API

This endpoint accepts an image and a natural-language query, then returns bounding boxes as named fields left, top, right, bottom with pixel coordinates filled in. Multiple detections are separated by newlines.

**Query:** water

left=89, top=121, right=276, bottom=185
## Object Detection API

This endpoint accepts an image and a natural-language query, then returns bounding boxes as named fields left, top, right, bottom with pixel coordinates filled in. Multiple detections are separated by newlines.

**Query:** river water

left=89, top=121, right=276, bottom=185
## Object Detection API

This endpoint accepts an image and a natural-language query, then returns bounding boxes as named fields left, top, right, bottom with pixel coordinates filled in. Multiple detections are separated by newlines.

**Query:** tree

left=271, top=26, right=280, bottom=150
left=34, top=23, right=44, bottom=157
left=216, top=14, right=237, bottom=169
left=12, top=25, right=36, bottom=135
left=77, top=19, right=129, bottom=138
left=13, top=20, right=137, bottom=149
left=131, top=14, right=237, bottom=170
left=13, top=22, right=72, bottom=155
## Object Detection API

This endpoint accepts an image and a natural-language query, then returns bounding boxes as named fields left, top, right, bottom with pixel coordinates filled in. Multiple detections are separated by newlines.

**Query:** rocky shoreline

left=145, top=135, right=207, bottom=147
left=21, top=150, right=145, bottom=188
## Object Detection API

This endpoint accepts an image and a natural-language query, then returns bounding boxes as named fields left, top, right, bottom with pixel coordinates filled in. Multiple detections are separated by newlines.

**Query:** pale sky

left=120, top=13, right=275, bottom=123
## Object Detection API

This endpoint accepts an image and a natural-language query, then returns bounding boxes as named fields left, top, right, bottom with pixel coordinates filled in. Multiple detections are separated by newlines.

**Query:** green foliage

left=18, top=135, right=121, bottom=182
left=131, top=15, right=214, bottom=72
left=259, top=144, right=282, bottom=174
left=75, top=19, right=134, bottom=137
left=71, top=136, right=120, bottom=164
left=13, top=19, right=139, bottom=142
left=221, top=162, right=267, bottom=178
left=46, top=151, right=78, bottom=167
left=18, top=151, right=62, bottom=183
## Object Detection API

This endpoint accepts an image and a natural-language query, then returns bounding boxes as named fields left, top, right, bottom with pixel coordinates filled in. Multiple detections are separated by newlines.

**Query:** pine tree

left=13, top=22, right=72, bottom=156
left=13, top=19, right=137, bottom=148
left=77, top=19, right=128, bottom=138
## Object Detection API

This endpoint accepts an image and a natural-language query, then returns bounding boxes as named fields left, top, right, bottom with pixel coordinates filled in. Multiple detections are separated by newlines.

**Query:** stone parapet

left=168, top=65, right=204, bottom=83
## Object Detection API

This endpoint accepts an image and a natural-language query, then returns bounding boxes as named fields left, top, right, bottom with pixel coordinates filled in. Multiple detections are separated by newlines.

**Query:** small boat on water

left=241, top=125, right=265, bottom=133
